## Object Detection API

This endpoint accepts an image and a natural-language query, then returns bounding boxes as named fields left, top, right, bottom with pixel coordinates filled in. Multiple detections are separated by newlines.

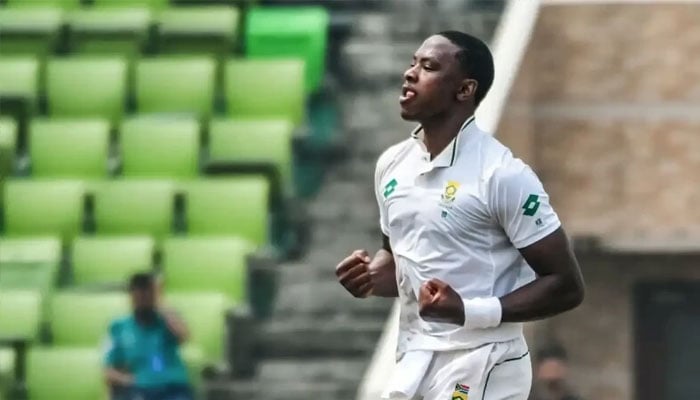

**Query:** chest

left=119, top=325, right=167, bottom=360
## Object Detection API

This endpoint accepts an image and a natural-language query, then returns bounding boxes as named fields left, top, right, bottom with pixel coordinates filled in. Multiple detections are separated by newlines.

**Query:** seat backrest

left=0, top=289, right=42, bottom=340
left=4, top=180, right=85, bottom=241
left=0, top=56, right=39, bottom=101
left=185, top=178, right=269, bottom=245
left=209, top=118, right=294, bottom=190
left=0, top=262, right=57, bottom=306
left=0, top=236, right=61, bottom=264
left=163, top=236, right=255, bottom=302
left=120, top=117, right=200, bottom=179
left=46, top=57, right=127, bottom=124
left=94, top=180, right=174, bottom=239
left=93, top=0, right=169, bottom=10
left=157, top=6, right=239, bottom=38
left=136, top=57, right=216, bottom=119
left=166, top=292, right=231, bottom=362
left=6, top=0, right=81, bottom=10
left=224, top=59, right=305, bottom=126
left=51, top=291, right=129, bottom=346
left=29, top=118, right=109, bottom=178
left=72, top=235, right=154, bottom=286
left=245, top=6, right=329, bottom=93
left=27, top=347, right=106, bottom=400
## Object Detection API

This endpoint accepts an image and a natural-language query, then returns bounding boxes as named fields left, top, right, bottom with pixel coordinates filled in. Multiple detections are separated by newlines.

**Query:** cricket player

left=335, top=31, right=585, bottom=400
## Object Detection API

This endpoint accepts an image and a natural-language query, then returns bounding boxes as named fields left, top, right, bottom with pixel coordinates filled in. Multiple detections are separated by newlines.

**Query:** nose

left=403, top=64, right=418, bottom=83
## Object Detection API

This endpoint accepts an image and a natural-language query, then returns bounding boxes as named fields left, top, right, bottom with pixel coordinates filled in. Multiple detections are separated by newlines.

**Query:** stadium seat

left=29, top=118, right=110, bottom=179
left=0, top=290, right=42, bottom=340
left=51, top=291, right=129, bottom=346
left=157, top=6, right=239, bottom=58
left=0, top=118, right=17, bottom=179
left=136, top=57, right=216, bottom=119
left=72, top=235, right=154, bottom=286
left=5, top=0, right=81, bottom=10
left=120, top=117, right=200, bottom=179
left=46, top=57, right=127, bottom=124
left=93, top=0, right=169, bottom=10
left=0, top=7, right=64, bottom=57
left=3, top=180, right=85, bottom=242
left=180, top=344, right=205, bottom=389
left=68, top=7, right=152, bottom=59
left=184, top=178, right=270, bottom=245
left=0, top=57, right=40, bottom=105
left=0, top=236, right=61, bottom=264
left=166, top=292, right=231, bottom=362
left=225, top=59, right=305, bottom=125
left=94, top=180, right=175, bottom=239
left=209, top=118, right=295, bottom=192
left=163, top=236, right=255, bottom=302
left=246, top=6, right=329, bottom=93
left=27, top=347, right=106, bottom=400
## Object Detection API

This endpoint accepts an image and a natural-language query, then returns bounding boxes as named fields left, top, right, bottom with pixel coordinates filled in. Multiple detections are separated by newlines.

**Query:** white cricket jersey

left=374, top=116, right=561, bottom=356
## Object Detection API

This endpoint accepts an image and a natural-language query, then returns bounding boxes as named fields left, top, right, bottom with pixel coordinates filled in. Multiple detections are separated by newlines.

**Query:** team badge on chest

left=440, top=180, right=460, bottom=218
left=451, top=383, right=470, bottom=399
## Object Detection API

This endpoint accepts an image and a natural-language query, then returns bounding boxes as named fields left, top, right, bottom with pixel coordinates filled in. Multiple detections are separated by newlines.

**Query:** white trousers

left=383, top=337, right=532, bottom=400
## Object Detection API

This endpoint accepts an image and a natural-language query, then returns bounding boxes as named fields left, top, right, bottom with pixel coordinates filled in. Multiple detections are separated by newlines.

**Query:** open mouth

left=400, top=86, right=417, bottom=104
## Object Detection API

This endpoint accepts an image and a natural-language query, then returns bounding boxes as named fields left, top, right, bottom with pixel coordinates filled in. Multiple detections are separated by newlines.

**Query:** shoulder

left=108, top=316, right=132, bottom=334
left=471, top=129, right=534, bottom=184
left=376, top=137, right=414, bottom=176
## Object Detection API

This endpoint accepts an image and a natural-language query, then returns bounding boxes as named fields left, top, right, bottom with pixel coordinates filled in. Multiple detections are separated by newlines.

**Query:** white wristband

left=463, top=297, right=502, bottom=329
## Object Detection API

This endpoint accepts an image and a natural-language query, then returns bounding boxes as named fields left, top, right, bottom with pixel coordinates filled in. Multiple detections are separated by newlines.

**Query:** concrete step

left=272, top=280, right=392, bottom=317
left=209, top=380, right=357, bottom=400
left=258, top=358, right=367, bottom=384
left=258, top=316, right=385, bottom=358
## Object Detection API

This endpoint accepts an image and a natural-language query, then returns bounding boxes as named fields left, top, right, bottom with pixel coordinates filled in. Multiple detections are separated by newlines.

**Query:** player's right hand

left=335, top=249, right=373, bottom=298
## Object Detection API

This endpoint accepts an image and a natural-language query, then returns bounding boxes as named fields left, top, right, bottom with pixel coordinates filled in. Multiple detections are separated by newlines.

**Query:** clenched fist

left=335, top=249, right=373, bottom=298
left=418, top=278, right=465, bottom=326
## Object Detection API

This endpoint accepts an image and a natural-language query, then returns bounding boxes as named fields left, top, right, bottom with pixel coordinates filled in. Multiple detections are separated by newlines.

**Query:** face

left=130, top=286, right=156, bottom=319
left=536, top=358, right=569, bottom=392
left=400, top=35, right=477, bottom=121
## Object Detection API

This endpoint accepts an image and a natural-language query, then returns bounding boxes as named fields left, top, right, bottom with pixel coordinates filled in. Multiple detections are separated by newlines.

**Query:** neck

left=421, top=110, right=474, bottom=158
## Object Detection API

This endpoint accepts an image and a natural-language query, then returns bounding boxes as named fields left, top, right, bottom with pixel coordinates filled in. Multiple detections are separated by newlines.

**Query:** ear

left=457, top=78, right=478, bottom=102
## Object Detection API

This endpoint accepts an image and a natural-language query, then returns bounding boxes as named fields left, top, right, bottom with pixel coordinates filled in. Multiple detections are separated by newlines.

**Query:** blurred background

left=0, top=0, right=698, bottom=400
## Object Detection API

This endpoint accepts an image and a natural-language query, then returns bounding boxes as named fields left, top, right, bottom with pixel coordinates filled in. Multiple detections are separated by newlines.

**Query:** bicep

left=518, top=227, right=579, bottom=278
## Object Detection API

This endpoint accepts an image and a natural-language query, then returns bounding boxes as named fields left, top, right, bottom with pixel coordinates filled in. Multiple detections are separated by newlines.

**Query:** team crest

left=451, top=383, right=470, bottom=400
left=440, top=180, right=460, bottom=218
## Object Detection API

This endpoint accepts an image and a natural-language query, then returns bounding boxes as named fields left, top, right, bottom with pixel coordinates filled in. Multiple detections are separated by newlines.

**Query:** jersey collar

left=410, top=115, right=476, bottom=168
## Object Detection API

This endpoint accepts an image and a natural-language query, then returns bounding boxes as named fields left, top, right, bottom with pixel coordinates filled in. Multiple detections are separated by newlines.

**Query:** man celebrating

left=336, top=31, right=584, bottom=400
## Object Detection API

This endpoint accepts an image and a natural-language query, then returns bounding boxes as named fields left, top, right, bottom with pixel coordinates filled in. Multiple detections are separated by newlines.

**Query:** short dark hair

left=438, top=30, right=494, bottom=106
left=129, top=272, right=155, bottom=291
left=536, top=345, right=569, bottom=363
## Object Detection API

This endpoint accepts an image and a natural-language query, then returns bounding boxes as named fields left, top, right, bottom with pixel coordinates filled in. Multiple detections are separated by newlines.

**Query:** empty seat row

left=3, top=178, right=269, bottom=244
left=0, top=56, right=306, bottom=125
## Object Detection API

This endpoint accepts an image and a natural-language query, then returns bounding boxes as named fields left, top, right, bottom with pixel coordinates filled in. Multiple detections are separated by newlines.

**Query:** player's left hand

left=418, top=278, right=465, bottom=326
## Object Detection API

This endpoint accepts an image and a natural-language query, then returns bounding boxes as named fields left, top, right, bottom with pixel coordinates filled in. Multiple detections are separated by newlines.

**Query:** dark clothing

left=112, top=384, right=194, bottom=400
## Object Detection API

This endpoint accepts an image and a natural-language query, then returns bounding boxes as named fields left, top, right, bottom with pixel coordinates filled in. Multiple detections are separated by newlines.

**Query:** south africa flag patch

left=451, top=383, right=470, bottom=400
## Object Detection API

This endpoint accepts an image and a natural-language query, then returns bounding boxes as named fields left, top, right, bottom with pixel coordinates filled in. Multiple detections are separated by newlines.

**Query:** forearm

left=105, top=368, right=133, bottom=387
left=160, top=308, right=189, bottom=343
left=499, top=272, right=584, bottom=323
left=368, top=248, right=398, bottom=298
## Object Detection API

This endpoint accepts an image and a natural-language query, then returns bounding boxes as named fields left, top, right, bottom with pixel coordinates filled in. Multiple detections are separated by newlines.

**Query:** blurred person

left=335, top=31, right=584, bottom=400
left=529, top=346, right=582, bottom=400
left=104, top=273, right=193, bottom=400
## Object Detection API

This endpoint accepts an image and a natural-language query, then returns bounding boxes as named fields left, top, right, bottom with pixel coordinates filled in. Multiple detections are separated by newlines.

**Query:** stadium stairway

left=204, top=2, right=504, bottom=399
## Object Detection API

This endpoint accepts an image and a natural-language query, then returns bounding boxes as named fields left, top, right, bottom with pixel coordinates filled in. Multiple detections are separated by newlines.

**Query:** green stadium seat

left=185, top=178, right=269, bottom=245
left=3, top=180, right=85, bottom=241
left=46, top=57, right=127, bottom=124
left=0, top=290, right=42, bottom=340
left=246, top=6, right=329, bottom=93
left=166, top=292, right=231, bottom=362
left=0, top=7, right=64, bottom=57
left=27, top=347, right=106, bottom=400
left=93, top=0, right=169, bottom=10
left=163, top=236, right=255, bottom=302
left=180, top=344, right=205, bottom=389
left=120, top=117, right=200, bottom=179
left=136, top=57, right=216, bottom=119
left=72, top=235, right=154, bottom=286
left=157, top=6, right=239, bottom=58
left=68, top=7, right=152, bottom=59
left=6, top=0, right=81, bottom=10
left=29, top=118, right=110, bottom=179
left=0, top=236, right=61, bottom=265
left=0, top=118, right=18, bottom=179
left=51, top=291, right=129, bottom=346
left=0, top=348, right=14, bottom=383
left=225, top=59, right=305, bottom=126
left=94, top=180, right=175, bottom=239
left=209, top=118, right=294, bottom=192
left=0, top=57, right=39, bottom=104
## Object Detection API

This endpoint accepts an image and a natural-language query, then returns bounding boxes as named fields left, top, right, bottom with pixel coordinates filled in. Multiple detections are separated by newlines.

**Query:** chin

left=400, top=109, right=419, bottom=121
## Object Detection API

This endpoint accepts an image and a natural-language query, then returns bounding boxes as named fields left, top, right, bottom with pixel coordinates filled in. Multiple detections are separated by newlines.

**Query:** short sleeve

left=103, top=321, right=123, bottom=367
left=374, top=153, right=390, bottom=236
left=488, top=160, right=561, bottom=249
